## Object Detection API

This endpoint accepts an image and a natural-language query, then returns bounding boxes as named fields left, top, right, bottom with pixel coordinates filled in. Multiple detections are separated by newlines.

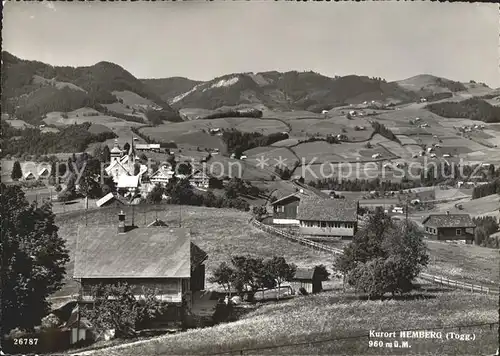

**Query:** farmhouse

left=422, top=213, right=476, bottom=243
left=271, top=184, right=329, bottom=225
left=188, top=169, right=210, bottom=189
left=136, top=143, right=161, bottom=152
left=74, top=211, right=208, bottom=318
left=150, top=164, right=175, bottom=187
left=297, top=198, right=358, bottom=238
left=290, top=267, right=323, bottom=294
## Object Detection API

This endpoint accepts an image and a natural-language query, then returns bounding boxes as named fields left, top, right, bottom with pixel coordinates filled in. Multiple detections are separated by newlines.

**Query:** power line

left=204, top=321, right=499, bottom=355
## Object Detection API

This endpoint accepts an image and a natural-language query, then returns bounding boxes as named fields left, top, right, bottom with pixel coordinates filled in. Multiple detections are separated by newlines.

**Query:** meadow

left=51, top=205, right=334, bottom=298
left=93, top=290, right=498, bottom=356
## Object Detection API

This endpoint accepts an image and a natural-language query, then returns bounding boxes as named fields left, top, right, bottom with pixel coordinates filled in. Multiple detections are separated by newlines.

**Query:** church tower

left=110, top=139, right=122, bottom=163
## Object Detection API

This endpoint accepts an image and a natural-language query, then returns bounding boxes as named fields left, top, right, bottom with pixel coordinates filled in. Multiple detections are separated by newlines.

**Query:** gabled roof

left=271, top=192, right=302, bottom=205
left=422, top=214, right=476, bottom=228
left=74, top=226, right=191, bottom=278
left=148, top=219, right=168, bottom=227
left=297, top=198, right=358, bottom=222
left=292, top=267, right=315, bottom=281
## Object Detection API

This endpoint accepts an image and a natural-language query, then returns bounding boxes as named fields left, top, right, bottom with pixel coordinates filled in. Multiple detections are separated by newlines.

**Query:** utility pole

left=85, top=196, right=88, bottom=226
left=179, top=204, right=182, bottom=227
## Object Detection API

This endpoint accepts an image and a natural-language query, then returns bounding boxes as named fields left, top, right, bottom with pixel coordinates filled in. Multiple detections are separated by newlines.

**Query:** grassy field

left=94, top=289, right=498, bottom=356
left=424, top=240, right=499, bottom=288
left=52, top=205, right=334, bottom=297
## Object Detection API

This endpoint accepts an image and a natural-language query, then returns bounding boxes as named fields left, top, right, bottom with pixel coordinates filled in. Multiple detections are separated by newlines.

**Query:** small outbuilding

left=290, top=267, right=323, bottom=294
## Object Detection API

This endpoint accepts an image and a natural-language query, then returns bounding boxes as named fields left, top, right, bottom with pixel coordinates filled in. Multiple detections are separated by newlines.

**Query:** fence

left=251, top=219, right=343, bottom=255
left=420, top=272, right=500, bottom=295
left=251, top=218, right=500, bottom=296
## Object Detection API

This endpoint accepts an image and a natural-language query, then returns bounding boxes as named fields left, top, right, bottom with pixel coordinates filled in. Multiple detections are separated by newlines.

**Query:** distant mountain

left=396, top=74, right=468, bottom=94
left=162, top=71, right=422, bottom=111
left=142, top=77, right=201, bottom=102
left=1, top=51, right=180, bottom=123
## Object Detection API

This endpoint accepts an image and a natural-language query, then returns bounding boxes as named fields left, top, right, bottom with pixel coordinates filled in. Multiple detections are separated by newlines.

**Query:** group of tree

left=81, top=283, right=164, bottom=339
left=1, top=183, right=70, bottom=335
left=209, top=256, right=300, bottom=301
left=370, top=121, right=402, bottom=144
left=426, top=98, right=500, bottom=123
left=200, top=108, right=263, bottom=120
left=472, top=178, right=500, bottom=199
left=1, top=121, right=117, bottom=157
left=146, top=109, right=183, bottom=125
left=335, top=208, right=429, bottom=298
left=146, top=178, right=251, bottom=211
left=224, top=177, right=266, bottom=199
left=222, top=130, right=289, bottom=157
left=309, top=177, right=419, bottom=191
left=472, top=216, right=499, bottom=248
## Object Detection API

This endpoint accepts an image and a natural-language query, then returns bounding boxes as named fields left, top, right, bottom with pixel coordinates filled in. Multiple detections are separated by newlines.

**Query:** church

left=105, top=139, right=148, bottom=196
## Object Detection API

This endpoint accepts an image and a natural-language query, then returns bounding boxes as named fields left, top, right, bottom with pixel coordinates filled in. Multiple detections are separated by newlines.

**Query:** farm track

left=251, top=219, right=500, bottom=295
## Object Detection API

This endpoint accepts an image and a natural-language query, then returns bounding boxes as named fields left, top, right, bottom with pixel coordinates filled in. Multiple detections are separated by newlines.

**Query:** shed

left=290, top=267, right=323, bottom=294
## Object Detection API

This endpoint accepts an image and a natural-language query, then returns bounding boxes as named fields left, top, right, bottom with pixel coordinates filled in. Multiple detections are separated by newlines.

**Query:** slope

left=1, top=51, right=180, bottom=123
left=142, top=77, right=201, bottom=102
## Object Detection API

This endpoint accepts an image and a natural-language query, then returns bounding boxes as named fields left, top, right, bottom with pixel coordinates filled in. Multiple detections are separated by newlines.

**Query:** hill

left=396, top=74, right=468, bottom=94
left=165, top=71, right=422, bottom=111
left=142, top=77, right=201, bottom=102
left=94, top=290, right=498, bottom=356
left=426, top=97, right=500, bottom=123
left=1, top=51, right=180, bottom=124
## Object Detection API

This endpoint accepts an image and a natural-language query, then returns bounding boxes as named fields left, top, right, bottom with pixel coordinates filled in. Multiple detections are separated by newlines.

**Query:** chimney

left=446, top=211, right=450, bottom=215
left=118, top=210, right=126, bottom=234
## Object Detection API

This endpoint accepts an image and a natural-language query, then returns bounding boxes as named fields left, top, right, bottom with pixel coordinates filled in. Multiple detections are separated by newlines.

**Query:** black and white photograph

left=1, top=1, right=499, bottom=355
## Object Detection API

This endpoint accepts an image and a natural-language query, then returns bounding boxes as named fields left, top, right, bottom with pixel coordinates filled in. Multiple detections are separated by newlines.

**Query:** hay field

left=207, top=155, right=277, bottom=181
left=52, top=205, right=334, bottom=297
left=244, top=146, right=298, bottom=167
left=291, top=141, right=346, bottom=164
left=5, top=119, right=34, bottom=128
left=271, top=138, right=301, bottom=147
left=97, top=291, right=498, bottom=356
left=112, top=90, right=155, bottom=106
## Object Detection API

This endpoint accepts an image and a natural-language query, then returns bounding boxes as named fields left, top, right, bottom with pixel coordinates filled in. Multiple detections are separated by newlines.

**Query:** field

left=206, top=155, right=277, bottom=180
left=51, top=205, right=334, bottom=298
left=424, top=240, right=500, bottom=289
left=94, top=290, right=498, bottom=356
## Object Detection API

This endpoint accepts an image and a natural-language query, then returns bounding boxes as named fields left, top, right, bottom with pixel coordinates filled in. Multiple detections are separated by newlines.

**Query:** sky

left=2, top=1, right=499, bottom=87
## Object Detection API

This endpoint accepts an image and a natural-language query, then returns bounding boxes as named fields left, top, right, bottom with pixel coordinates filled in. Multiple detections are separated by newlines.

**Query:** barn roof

left=297, top=198, right=358, bottom=222
left=74, top=226, right=192, bottom=278
left=293, top=267, right=315, bottom=281
left=422, top=214, right=476, bottom=228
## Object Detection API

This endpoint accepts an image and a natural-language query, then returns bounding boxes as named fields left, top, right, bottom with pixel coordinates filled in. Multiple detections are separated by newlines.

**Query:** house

left=23, top=171, right=36, bottom=181
left=297, top=198, right=358, bottom=238
left=38, top=167, right=50, bottom=180
left=422, top=213, right=476, bottom=243
left=290, top=267, right=323, bottom=294
left=150, top=164, right=175, bottom=187
left=105, top=139, right=147, bottom=186
left=73, top=212, right=208, bottom=325
left=188, top=169, right=210, bottom=189
left=271, top=184, right=330, bottom=225
left=117, top=175, right=140, bottom=194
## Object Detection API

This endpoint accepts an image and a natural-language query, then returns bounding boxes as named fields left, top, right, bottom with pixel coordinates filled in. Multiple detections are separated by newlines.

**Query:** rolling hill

left=160, top=71, right=422, bottom=111
left=1, top=51, right=180, bottom=124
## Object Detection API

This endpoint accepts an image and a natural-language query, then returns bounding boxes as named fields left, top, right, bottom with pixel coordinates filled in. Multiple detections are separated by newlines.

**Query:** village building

left=105, top=139, right=148, bottom=196
left=149, top=164, right=175, bottom=187
left=422, top=213, right=476, bottom=244
left=289, top=267, right=324, bottom=294
left=73, top=211, right=208, bottom=331
left=188, top=169, right=210, bottom=189
left=297, top=198, right=358, bottom=238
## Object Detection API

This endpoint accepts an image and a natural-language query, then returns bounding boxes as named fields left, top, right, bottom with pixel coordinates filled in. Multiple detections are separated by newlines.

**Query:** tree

left=1, top=184, right=70, bottom=334
left=82, top=283, right=163, bottom=339
left=147, top=184, right=165, bottom=204
left=314, top=264, right=331, bottom=282
left=102, top=145, right=111, bottom=163
left=208, top=177, right=224, bottom=189
left=123, top=142, right=130, bottom=153
left=231, top=255, right=270, bottom=302
left=209, top=262, right=235, bottom=298
left=78, top=158, right=102, bottom=199
left=11, top=160, right=23, bottom=181
left=335, top=208, right=428, bottom=298
left=177, top=161, right=192, bottom=176
left=264, top=256, right=296, bottom=300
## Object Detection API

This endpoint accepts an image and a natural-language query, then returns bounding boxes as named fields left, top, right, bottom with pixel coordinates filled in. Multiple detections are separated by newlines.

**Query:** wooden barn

left=422, top=213, right=476, bottom=244
left=290, top=267, right=323, bottom=294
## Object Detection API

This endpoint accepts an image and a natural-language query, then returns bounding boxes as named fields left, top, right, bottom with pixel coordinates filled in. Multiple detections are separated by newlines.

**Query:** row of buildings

left=270, top=185, right=476, bottom=243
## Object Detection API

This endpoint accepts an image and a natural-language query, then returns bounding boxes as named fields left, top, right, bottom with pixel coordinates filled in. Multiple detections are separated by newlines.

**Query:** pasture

left=51, top=205, right=334, bottom=297
left=95, top=290, right=498, bottom=356
left=244, top=146, right=299, bottom=168
left=206, top=155, right=277, bottom=180
left=425, top=240, right=500, bottom=288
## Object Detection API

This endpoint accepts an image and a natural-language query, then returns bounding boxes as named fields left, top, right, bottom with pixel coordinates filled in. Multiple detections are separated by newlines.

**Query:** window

left=456, top=229, right=462, bottom=235
left=321, top=221, right=326, bottom=228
